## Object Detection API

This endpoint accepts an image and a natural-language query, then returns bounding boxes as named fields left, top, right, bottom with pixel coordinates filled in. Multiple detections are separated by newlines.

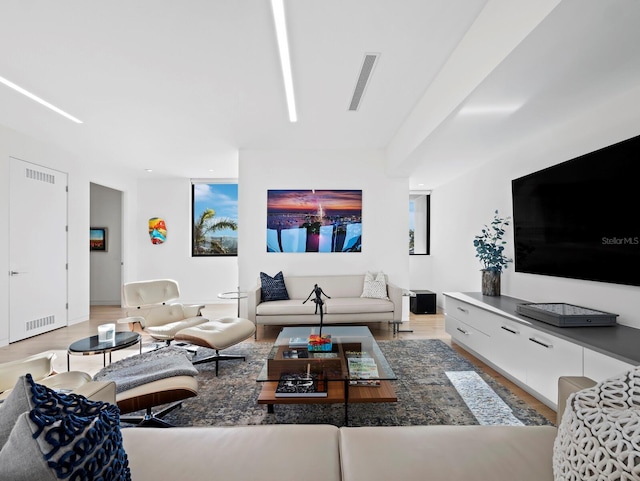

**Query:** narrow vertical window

left=410, top=192, right=430, bottom=255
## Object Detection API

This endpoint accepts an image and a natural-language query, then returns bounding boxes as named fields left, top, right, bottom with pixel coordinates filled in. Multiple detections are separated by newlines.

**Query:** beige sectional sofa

left=8, top=371, right=633, bottom=480
left=119, top=376, right=599, bottom=481
left=123, top=423, right=557, bottom=481
left=247, top=274, right=402, bottom=337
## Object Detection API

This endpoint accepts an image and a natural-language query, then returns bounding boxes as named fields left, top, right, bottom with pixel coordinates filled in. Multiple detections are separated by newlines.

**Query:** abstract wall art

left=149, top=217, right=167, bottom=244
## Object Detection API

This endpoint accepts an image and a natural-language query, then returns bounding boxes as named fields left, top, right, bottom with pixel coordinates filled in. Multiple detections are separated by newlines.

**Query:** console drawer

left=445, top=314, right=490, bottom=357
left=444, top=297, right=492, bottom=336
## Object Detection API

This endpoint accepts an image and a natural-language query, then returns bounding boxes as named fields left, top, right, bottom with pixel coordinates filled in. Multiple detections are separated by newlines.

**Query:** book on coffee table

left=275, top=372, right=328, bottom=397
left=288, top=337, right=309, bottom=348
left=282, top=349, right=309, bottom=359
left=347, top=356, right=381, bottom=387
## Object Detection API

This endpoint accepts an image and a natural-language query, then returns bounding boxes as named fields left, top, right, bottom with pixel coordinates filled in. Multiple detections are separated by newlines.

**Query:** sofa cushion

left=340, top=425, right=557, bottom=481
left=282, top=275, right=367, bottom=299
left=553, top=366, right=640, bottom=480
left=0, top=373, right=33, bottom=449
left=325, top=297, right=394, bottom=314
left=0, top=375, right=130, bottom=481
left=360, top=271, right=388, bottom=300
left=260, top=271, right=290, bottom=301
left=122, top=424, right=341, bottom=481
left=256, top=299, right=320, bottom=316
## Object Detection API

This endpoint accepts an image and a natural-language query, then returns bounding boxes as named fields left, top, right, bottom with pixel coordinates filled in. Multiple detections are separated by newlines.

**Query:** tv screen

left=511, top=134, right=640, bottom=287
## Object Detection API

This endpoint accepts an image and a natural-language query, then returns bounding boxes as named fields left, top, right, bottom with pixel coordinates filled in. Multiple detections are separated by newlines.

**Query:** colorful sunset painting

left=90, top=228, right=107, bottom=251
left=266, top=189, right=362, bottom=253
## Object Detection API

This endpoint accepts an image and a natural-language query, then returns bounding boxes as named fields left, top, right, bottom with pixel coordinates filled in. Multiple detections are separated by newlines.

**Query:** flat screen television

left=511, top=133, right=640, bottom=287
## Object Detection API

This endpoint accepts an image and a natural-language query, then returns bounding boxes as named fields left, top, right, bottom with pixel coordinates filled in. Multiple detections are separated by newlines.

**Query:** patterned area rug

left=156, top=339, right=554, bottom=428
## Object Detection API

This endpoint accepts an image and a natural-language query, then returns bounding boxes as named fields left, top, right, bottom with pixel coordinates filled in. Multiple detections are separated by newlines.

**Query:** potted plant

left=473, top=210, right=513, bottom=296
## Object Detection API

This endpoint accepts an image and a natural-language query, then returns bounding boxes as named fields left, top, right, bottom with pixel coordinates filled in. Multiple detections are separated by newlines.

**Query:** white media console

left=444, top=292, right=640, bottom=410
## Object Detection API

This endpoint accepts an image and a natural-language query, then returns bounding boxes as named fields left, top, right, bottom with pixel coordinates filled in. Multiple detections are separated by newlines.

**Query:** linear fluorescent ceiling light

left=271, top=0, right=297, bottom=122
left=458, top=103, right=523, bottom=116
left=0, top=75, right=83, bottom=123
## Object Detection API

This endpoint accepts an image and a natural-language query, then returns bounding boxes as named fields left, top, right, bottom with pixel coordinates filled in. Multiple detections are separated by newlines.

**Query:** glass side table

left=218, top=288, right=248, bottom=317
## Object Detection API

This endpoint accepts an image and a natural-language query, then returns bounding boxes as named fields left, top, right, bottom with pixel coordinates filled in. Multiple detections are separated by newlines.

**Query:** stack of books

left=346, top=354, right=380, bottom=387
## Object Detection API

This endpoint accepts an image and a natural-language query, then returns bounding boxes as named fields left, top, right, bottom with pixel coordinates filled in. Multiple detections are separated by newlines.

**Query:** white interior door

left=9, top=158, right=68, bottom=342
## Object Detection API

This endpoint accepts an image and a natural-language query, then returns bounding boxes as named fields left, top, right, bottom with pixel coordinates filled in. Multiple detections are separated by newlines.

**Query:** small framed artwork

left=90, top=227, right=108, bottom=252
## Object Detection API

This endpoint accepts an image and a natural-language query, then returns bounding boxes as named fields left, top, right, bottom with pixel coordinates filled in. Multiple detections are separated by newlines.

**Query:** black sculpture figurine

left=303, top=284, right=331, bottom=336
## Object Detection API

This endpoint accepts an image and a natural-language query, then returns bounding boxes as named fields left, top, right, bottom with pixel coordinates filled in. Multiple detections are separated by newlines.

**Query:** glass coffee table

left=256, top=326, right=397, bottom=425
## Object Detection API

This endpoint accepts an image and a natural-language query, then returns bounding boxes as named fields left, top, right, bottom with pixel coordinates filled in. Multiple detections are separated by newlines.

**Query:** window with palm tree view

left=192, top=182, right=238, bottom=256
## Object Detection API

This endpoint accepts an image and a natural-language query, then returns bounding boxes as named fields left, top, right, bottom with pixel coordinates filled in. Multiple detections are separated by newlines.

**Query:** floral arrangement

left=473, top=210, right=513, bottom=273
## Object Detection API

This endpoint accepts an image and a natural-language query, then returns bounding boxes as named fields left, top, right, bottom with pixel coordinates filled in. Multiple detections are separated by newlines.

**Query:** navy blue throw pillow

left=260, top=271, right=289, bottom=301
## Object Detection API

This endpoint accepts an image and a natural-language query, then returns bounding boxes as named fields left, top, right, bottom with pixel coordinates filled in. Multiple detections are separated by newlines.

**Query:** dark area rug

left=157, top=339, right=554, bottom=428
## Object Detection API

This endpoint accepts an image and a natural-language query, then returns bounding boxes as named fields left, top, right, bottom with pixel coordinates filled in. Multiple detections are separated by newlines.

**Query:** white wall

left=424, top=85, right=640, bottom=328
left=238, top=149, right=410, bottom=317
left=0, top=124, right=139, bottom=346
left=90, top=183, right=122, bottom=305
left=0, top=125, right=91, bottom=346
left=135, top=178, right=238, bottom=305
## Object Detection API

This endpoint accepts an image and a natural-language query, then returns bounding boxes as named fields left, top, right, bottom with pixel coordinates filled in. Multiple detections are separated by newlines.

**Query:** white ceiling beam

left=385, top=0, right=562, bottom=176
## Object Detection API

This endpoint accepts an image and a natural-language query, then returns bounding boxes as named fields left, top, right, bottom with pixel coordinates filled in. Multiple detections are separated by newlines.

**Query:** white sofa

left=122, top=423, right=557, bottom=481
left=119, top=376, right=599, bottom=481
left=8, top=373, right=628, bottom=480
left=247, top=274, right=402, bottom=337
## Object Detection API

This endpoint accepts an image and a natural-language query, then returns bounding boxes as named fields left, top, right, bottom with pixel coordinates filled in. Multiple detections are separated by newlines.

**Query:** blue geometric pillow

left=0, top=374, right=131, bottom=480
left=260, top=271, right=289, bottom=302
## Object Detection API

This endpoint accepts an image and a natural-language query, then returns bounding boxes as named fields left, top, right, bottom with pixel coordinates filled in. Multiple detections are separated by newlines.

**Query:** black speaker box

left=410, top=290, right=436, bottom=314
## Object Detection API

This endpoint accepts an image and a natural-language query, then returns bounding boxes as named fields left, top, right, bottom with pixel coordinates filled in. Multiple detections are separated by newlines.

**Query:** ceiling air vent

left=348, top=53, right=380, bottom=111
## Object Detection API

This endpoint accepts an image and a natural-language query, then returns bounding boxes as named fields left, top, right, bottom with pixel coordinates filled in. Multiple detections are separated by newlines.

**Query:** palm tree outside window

left=192, top=182, right=238, bottom=256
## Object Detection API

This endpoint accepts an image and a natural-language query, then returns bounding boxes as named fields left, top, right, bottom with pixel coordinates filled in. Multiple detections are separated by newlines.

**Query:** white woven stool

left=174, top=317, right=256, bottom=376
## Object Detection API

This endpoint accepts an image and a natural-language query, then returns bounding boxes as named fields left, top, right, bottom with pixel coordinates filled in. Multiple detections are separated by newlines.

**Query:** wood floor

left=0, top=304, right=556, bottom=423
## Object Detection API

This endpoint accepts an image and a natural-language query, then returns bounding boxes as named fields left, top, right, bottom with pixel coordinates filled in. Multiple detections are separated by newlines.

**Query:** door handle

left=9, top=271, right=25, bottom=276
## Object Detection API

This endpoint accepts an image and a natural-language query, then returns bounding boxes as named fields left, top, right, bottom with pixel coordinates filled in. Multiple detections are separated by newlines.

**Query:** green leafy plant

left=473, top=210, right=513, bottom=273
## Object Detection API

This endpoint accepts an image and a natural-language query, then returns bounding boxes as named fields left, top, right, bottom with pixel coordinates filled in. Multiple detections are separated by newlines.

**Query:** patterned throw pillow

left=553, top=367, right=640, bottom=480
left=361, top=271, right=389, bottom=299
left=260, top=271, right=290, bottom=302
left=0, top=374, right=131, bottom=480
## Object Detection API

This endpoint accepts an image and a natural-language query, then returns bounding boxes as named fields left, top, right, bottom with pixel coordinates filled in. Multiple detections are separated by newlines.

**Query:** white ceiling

left=1, top=0, right=639, bottom=188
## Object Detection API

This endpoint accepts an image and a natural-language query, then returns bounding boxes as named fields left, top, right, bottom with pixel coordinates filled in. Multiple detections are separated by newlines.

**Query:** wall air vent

left=348, top=53, right=380, bottom=111
left=26, top=315, right=55, bottom=331
left=26, top=167, right=55, bottom=184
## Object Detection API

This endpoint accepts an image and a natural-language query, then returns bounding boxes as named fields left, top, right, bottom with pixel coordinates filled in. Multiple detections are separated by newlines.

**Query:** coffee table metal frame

left=67, top=331, right=142, bottom=371
left=256, top=326, right=397, bottom=425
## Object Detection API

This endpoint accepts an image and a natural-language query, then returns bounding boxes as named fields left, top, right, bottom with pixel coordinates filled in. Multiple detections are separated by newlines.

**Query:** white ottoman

left=174, top=317, right=256, bottom=376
